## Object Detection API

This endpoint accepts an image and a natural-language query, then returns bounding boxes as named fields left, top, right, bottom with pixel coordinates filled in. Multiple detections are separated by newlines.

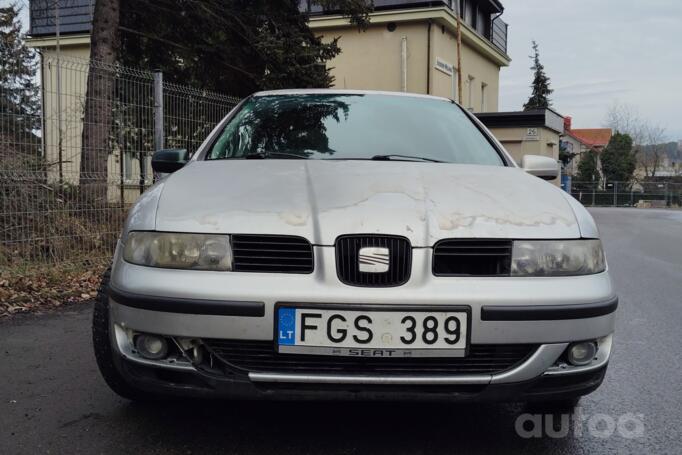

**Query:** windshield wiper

left=245, top=152, right=308, bottom=159
left=370, top=154, right=443, bottom=163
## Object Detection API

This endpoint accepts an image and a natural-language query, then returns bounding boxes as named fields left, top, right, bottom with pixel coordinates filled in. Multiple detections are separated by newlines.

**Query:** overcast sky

left=499, top=0, right=682, bottom=141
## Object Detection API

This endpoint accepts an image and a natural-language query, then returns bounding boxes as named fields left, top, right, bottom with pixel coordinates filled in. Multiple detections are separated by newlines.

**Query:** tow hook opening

left=171, top=337, right=205, bottom=364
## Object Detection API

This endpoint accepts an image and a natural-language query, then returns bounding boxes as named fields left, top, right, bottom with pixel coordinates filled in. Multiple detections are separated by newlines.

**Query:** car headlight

left=511, top=239, right=605, bottom=276
left=123, top=232, right=232, bottom=271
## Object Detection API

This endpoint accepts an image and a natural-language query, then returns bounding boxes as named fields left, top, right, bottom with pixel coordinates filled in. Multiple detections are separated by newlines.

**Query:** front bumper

left=110, top=311, right=613, bottom=389
left=107, top=243, right=616, bottom=399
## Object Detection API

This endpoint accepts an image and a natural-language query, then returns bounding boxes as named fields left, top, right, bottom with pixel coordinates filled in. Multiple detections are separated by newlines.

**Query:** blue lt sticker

left=277, top=307, right=296, bottom=345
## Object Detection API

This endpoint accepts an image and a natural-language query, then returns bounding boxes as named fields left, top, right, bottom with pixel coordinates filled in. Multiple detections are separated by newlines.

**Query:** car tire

left=92, top=266, right=150, bottom=401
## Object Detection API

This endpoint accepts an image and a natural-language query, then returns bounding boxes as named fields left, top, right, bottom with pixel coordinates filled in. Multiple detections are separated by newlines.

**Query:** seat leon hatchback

left=93, top=90, right=616, bottom=407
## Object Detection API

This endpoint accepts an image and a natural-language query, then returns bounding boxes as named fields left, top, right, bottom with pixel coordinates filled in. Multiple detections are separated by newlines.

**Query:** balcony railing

left=491, top=16, right=508, bottom=54
left=299, top=0, right=508, bottom=55
left=29, top=0, right=93, bottom=37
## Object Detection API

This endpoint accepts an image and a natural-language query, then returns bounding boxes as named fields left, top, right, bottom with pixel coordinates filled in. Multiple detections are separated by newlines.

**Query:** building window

left=481, top=82, right=487, bottom=111
left=476, top=8, right=487, bottom=36
left=123, top=151, right=133, bottom=182
left=452, top=68, right=459, bottom=102
left=464, top=0, right=474, bottom=27
left=467, top=75, right=475, bottom=110
left=458, top=1, right=490, bottom=38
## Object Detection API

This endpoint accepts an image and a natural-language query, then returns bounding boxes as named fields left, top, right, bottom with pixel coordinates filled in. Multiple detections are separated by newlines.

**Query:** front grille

left=231, top=235, right=314, bottom=274
left=433, top=239, right=512, bottom=276
left=203, top=339, right=537, bottom=375
left=336, top=235, right=411, bottom=287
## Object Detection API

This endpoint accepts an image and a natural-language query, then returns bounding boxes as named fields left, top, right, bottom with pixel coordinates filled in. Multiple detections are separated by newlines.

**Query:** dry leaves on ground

left=0, top=262, right=107, bottom=318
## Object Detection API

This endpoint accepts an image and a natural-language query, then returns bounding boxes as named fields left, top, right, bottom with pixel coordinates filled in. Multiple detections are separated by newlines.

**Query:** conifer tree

left=0, top=4, right=39, bottom=143
left=523, top=41, right=553, bottom=111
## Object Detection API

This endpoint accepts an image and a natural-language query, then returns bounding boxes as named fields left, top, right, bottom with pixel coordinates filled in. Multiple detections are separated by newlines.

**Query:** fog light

left=567, top=341, right=597, bottom=366
left=134, top=334, right=168, bottom=360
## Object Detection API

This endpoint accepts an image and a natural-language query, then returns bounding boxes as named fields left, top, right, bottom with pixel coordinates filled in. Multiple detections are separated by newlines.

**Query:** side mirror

left=521, top=155, right=559, bottom=180
left=151, top=149, right=188, bottom=173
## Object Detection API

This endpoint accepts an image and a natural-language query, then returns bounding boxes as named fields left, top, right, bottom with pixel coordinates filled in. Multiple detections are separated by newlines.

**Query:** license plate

left=276, top=306, right=469, bottom=357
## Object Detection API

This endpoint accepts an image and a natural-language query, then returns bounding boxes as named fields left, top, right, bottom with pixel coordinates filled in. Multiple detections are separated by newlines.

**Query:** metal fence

left=0, top=55, right=239, bottom=269
left=569, top=181, right=682, bottom=207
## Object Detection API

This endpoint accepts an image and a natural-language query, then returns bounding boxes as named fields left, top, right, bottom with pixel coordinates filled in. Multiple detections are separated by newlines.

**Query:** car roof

left=252, top=89, right=452, bottom=103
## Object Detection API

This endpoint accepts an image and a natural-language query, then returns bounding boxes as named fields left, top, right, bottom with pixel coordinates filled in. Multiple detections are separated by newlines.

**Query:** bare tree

left=604, top=101, right=667, bottom=178
left=640, top=124, right=666, bottom=178
left=604, top=101, right=645, bottom=146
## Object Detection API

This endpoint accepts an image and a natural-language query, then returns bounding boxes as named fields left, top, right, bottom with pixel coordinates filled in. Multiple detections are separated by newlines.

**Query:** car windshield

left=205, top=93, right=505, bottom=166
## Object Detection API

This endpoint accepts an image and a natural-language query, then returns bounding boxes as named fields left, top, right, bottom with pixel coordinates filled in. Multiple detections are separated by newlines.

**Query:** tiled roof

left=570, top=128, right=612, bottom=147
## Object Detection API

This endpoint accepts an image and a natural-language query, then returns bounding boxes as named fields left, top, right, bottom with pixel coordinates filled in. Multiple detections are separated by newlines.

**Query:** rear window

left=206, top=93, right=505, bottom=165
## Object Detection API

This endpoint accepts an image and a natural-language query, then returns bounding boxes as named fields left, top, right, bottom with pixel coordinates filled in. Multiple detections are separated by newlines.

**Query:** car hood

left=154, top=160, right=580, bottom=246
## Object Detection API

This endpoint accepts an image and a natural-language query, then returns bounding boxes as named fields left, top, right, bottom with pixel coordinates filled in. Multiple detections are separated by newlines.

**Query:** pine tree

left=523, top=41, right=553, bottom=111
left=0, top=4, right=40, bottom=143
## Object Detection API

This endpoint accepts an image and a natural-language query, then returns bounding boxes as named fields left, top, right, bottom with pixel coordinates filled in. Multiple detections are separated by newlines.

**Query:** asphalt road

left=1, top=208, right=681, bottom=454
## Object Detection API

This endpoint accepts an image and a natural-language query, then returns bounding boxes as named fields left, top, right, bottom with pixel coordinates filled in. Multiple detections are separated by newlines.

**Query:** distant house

left=26, top=0, right=93, bottom=185
left=476, top=108, right=564, bottom=163
left=301, top=0, right=511, bottom=112
left=569, top=127, right=612, bottom=153
left=560, top=117, right=612, bottom=177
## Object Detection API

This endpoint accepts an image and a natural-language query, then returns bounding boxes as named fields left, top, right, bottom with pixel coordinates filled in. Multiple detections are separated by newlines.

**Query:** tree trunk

left=80, top=0, right=120, bottom=207
left=651, top=151, right=660, bottom=178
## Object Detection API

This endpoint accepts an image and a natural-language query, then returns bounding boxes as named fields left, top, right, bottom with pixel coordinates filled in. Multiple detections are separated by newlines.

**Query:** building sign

left=545, top=110, right=565, bottom=134
left=435, top=57, right=454, bottom=76
left=524, top=127, right=540, bottom=141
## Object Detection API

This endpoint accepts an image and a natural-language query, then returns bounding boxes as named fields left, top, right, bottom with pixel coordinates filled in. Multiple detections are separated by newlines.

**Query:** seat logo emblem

left=358, top=247, right=390, bottom=273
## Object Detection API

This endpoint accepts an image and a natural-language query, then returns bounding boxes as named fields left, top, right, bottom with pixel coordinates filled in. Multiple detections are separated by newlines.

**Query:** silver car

left=93, top=90, right=616, bottom=406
